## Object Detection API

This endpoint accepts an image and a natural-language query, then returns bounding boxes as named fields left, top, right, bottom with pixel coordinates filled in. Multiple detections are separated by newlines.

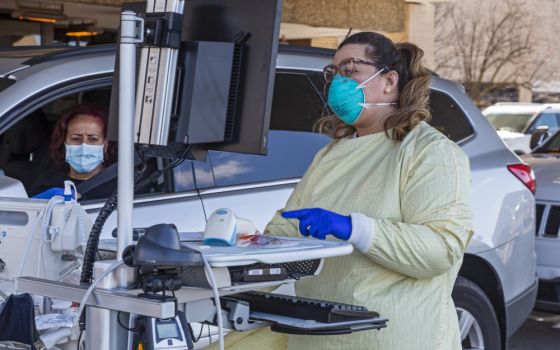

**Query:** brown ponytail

left=316, top=32, right=432, bottom=141
left=386, top=42, right=432, bottom=141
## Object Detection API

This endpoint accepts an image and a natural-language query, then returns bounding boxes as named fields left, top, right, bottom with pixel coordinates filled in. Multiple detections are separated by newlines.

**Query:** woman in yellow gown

left=210, top=31, right=473, bottom=350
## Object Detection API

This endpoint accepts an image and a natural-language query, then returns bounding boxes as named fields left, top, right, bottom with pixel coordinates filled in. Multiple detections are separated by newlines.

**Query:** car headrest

left=5, top=110, right=50, bottom=155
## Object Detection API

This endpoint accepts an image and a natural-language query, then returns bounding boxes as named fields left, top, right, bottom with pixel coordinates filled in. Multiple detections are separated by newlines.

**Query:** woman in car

left=30, top=104, right=116, bottom=200
left=253, top=32, right=473, bottom=349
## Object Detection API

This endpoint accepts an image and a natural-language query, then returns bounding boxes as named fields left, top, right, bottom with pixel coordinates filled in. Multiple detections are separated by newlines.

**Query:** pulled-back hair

left=50, top=103, right=116, bottom=170
left=317, top=32, right=432, bottom=141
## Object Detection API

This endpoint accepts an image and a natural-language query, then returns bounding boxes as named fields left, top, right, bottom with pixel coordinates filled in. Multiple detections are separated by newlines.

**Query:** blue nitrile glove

left=281, top=208, right=352, bottom=240
left=32, top=187, right=65, bottom=199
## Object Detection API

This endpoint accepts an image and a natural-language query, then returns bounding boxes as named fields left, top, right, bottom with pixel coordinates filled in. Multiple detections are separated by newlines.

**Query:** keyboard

left=225, top=291, right=379, bottom=323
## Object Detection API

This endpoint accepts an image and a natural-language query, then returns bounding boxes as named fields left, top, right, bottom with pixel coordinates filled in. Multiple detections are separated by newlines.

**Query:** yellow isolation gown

left=209, top=121, right=473, bottom=350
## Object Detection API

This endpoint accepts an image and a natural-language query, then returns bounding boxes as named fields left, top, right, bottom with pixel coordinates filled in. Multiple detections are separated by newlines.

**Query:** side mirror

left=530, top=129, right=550, bottom=150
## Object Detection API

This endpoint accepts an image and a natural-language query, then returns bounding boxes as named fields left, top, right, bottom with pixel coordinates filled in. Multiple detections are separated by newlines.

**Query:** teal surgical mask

left=327, top=68, right=397, bottom=125
left=65, top=143, right=104, bottom=174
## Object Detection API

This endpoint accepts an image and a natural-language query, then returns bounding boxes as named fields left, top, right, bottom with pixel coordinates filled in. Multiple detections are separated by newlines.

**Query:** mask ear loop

left=356, top=67, right=386, bottom=90
left=358, top=102, right=399, bottom=108
left=356, top=67, right=399, bottom=108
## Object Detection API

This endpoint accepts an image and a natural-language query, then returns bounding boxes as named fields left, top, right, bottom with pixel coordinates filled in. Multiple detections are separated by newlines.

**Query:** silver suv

left=0, top=45, right=537, bottom=349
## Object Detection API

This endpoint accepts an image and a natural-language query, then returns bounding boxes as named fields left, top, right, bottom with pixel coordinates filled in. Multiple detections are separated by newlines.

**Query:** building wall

left=1, top=0, right=442, bottom=69
left=282, top=0, right=405, bottom=33
left=58, top=0, right=406, bottom=33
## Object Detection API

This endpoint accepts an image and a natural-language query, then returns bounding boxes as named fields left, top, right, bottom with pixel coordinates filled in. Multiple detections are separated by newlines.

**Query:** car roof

left=0, top=46, right=72, bottom=76
left=0, top=44, right=334, bottom=76
left=540, top=104, right=560, bottom=111
left=0, top=44, right=335, bottom=121
left=482, top=102, right=545, bottom=115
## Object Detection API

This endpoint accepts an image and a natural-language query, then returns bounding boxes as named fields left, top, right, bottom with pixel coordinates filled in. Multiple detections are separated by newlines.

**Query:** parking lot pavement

left=509, top=311, right=560, bottom=349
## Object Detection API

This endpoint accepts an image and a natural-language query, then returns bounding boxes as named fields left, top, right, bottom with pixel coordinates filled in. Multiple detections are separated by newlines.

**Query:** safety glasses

left=323, top=58, right=379, bottom=83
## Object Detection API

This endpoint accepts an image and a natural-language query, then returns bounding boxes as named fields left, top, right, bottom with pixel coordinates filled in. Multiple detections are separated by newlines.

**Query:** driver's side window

left=0, top=88, right=113, bottom=197
left=527, top=112, right=560, bottom=134
left=0, top=85, right=184, bottom=201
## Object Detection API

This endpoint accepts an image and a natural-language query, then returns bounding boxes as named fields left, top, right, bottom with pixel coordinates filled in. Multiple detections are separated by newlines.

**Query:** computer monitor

left=108, top=0, right=281, bottom=156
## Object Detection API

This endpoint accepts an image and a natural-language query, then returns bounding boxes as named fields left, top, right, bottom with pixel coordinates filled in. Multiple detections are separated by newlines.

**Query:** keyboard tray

left=250, top=311, right=387, bottom=335
left=222, top=292, right=388, bottom=335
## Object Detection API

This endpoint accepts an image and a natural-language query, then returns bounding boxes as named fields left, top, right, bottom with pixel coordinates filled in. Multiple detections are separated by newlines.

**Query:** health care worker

left=266, top=32, right=473, bottom=349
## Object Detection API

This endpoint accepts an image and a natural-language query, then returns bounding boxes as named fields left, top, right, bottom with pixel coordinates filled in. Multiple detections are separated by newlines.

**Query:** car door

left=194, top=70, right=331, bottom=229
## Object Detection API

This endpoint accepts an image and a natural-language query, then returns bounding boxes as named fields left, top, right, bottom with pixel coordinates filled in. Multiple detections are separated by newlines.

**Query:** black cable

left=80, top=191, right=118, bottom=284
left=117, top=311, right=137, bottom=331
left=193, top=322, right=205, bottom=342
left=187, top=323, right=195, bottom=343
left=79, top=144, right=193, bottom=332
left=133, top=145, right=192, bottom=190
left=76, top=330, right=83, bottom=350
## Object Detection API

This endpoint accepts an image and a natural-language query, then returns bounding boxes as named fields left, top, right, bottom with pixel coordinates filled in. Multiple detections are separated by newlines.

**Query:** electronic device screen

left=156, top=322, right=180, bottom=339
left=108, top=0, right=282, bottom=156
left=181, top=0, right=282, bottom=155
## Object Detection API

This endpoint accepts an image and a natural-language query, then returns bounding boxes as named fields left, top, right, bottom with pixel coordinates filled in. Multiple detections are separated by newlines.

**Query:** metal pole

left=117, top=11, right=143, bottom=265
left=84, top=13, right=144, bottom=350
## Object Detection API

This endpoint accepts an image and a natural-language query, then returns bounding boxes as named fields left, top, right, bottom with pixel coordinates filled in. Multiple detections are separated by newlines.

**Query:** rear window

left=484, top=113, right=533, bottom=133
left=429, top=90, right=474, bottom=143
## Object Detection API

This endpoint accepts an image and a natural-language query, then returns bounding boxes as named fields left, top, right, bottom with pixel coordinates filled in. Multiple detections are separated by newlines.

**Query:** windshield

left=484, top=113, right=534, bottom=133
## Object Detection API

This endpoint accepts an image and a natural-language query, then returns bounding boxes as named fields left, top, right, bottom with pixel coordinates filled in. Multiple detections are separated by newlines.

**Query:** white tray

left=182, top=236, right=353, bottom=267
left=99, top=234, right=353, bottom=268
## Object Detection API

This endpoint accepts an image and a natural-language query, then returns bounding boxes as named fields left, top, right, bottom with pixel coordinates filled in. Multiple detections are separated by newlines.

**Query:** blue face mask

left=65, top=143, right=104, bottom=174
left=327, top=68, right=397, bottom=125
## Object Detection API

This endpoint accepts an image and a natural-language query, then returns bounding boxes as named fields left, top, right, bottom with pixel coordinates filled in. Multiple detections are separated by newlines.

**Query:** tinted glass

left=172, top=159, right=215, bottom=192
left=209, top=130, right=330, bottom=187
left=204, top=71, right=330, bottom=188
left=172, top=161, right=196, bottom=192
left=429, top=90, right=474, bottom=142
left=270, top=72, right=326, bottom=132
left=528, top=112, right=560, bottom=133
left=484, top=113, right=533, bottom=133
left=538, top=130, right=560, bottom=153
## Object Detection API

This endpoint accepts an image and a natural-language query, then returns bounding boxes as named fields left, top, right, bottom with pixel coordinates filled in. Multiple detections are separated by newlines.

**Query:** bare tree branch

left=434, top=0, right=540, bottom=106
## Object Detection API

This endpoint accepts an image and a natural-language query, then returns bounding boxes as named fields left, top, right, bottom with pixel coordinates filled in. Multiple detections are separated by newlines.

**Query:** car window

left=429, top=90, right=474, bottom=143
left=269, top=72, right=327, bottom=132
left=174, top=156, right=218, bottom=191
left=0, top=87, right=120, bottom=198
left=208, top=130, right=329, bottom=187
left=527, top=112, right=560, bottom=133
left=484, top=113, right=534, bottom=133
left=0, top=83, right=179, bottom=200
left=537, top=130, right=560, bottom=153
left=198, top=71, right=330, bottom=189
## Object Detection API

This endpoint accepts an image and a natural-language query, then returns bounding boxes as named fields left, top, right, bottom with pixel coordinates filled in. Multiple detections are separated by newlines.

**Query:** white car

left=483, top=102, right=560, bottom=154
